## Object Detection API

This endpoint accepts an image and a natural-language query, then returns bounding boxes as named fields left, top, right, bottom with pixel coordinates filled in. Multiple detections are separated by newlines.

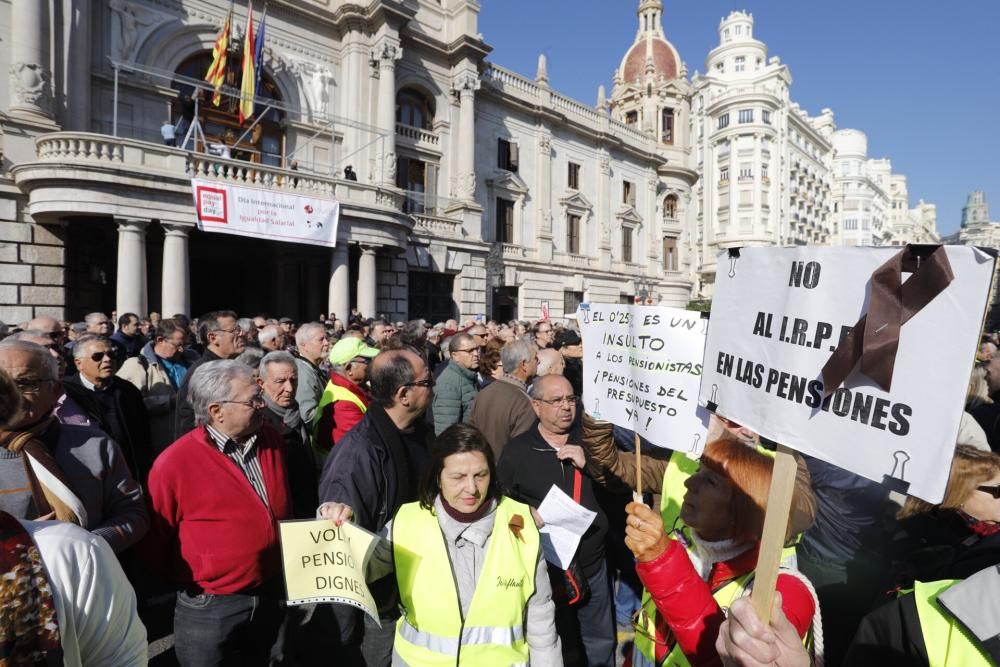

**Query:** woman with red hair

left=624, top=438, right=818, bottom=667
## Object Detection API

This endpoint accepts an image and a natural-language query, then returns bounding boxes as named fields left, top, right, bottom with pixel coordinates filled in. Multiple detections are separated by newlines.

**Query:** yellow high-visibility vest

left=392, top=497, right=539, bottom=666
left=312, top=380, right=367, bottom=446
left=912, top=579, right=993, bottom=666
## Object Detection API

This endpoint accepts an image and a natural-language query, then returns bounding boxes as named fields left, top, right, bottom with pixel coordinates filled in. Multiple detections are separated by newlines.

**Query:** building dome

left=621, top=38, right=678, bottom=83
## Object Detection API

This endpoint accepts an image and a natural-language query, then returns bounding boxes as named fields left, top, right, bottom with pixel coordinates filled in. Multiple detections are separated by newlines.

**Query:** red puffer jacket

left=636, top=538, right=815, bottom=666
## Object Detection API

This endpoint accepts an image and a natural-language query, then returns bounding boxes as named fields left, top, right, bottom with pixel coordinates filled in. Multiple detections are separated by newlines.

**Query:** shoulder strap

left=572, top=468, right=582, bottom=503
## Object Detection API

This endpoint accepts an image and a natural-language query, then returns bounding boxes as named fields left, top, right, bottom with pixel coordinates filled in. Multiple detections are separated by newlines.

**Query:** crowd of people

left=0, top=307, right=998, bottom=666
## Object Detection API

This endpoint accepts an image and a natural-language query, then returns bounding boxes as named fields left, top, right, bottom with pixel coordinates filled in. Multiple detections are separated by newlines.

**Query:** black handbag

left=547, top=468, right=590, bottom=606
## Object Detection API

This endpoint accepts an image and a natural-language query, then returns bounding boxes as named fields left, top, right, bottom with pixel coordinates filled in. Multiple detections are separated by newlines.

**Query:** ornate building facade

left=0, top=0, right=939, bottom=324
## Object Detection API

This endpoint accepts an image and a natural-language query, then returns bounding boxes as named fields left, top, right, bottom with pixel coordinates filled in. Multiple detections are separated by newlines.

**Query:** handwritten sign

left=699, top=246, right=995, bottom=503
left=578, top=303, right=709, bottom=454
left=278, top=519, right=380, bottom=624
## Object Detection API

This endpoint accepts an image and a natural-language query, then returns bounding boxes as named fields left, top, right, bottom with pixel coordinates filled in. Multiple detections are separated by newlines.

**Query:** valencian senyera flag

left=238, top=2, right=256, bottom=123
left=204, top=3, right=233, bottom=107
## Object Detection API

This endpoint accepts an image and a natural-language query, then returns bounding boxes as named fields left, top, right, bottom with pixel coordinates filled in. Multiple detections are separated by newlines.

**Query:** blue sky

left=478, top=1, right=1000, bottom=234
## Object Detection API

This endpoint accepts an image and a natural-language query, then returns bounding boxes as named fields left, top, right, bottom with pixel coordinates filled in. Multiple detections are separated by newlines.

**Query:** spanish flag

left=204, top=5, right=233, bottom=107
left=238, top=2, right=256, bottom=123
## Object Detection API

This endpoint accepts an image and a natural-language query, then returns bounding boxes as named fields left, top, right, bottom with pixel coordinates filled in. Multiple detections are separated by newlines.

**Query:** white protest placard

left=700, top=246, right=995, bottom=503
left=578, top=303, right=710, bottom=455
left=278, top=519, right=380, bottom=624
left=191, top=179, right=340, bottom=247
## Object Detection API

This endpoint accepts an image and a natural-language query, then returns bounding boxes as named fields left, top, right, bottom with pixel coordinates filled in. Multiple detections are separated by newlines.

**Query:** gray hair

left=0, top=339, right=59, bottom=380
left=237, top=317, right=254, bottom=334
left=188, top=360, right=255, bottom=426
left=295, top=322, right=325, bottom=347
left=73, top=334, right=112, bottom=358
left=501, top=339, right=536, bottom=374
left=439, top=336, right=452, bottom=354
left=260, top=350, right=297, bottom=377
left=258, top=325, right=281, bottom=347
left=235, top=346, right=264, bottom=370
left=84, top=312, right=109, bottom=326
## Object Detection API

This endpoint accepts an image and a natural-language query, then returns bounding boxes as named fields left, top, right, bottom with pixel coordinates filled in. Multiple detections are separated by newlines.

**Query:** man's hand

left=556, top=444, right=587, bottom=469
left=317, top=502, right=354, bottom=526
left=624, top=502, right=670, bottom=563
left=715, top=594, right=811, bottom=667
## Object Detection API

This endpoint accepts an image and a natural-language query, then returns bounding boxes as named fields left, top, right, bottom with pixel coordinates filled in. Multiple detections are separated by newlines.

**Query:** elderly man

left=469, top=338, right=538, bottom=457
left=111, top=312, right=143, bottom=359
left=318, top=349, right=435, bottom=663
left=174, top=310, right=246, bottom=438
left=498, top=374, right=614, bottom=667
left=26, top=314, right=67, bottom=348
left=258, top=324, right=285, bottom=353
left=258, top=351, right=317, bottom=519
left=467, top=323, right=490, bottom=349
left=278, top=317, right=296, bottom=338
left=145, top=360, right=292, bottom=666
left=63, top=334, right=152, bottom=484
left=292, top=322, right=330, bottom=423
left=118, top=318, right=190, bottom=454
left=536, top=347, right=566, bottom=377
left=532, top=320, right=555, bottom=349
left=368, top=320, right=395, bottom=348
left=313, top=337, right=378, bottom=457
left=0, top=340, right=148, bottom=553
left=554, top=328, right=584, bottom=397
left=432, top=332, right=480, bottom=435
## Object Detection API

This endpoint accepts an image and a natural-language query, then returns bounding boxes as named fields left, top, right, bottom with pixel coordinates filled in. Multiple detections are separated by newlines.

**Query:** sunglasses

left=89, top=351, right=117, bottom=362
left=404, top=377, right=435, bottom=389
left=977, top=484, right=1000, bottom=499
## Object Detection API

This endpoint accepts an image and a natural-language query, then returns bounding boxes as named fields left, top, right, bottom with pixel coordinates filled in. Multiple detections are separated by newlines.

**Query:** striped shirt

left=204, top=425, right=269, bottom=507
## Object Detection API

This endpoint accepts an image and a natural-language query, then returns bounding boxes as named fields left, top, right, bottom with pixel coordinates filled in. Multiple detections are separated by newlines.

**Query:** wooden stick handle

left=635, top=432, right=642, bottom=497
left=750, top=444, right=798, bottom=623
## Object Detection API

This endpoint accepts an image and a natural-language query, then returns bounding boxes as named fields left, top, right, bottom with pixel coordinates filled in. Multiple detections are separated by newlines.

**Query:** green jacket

left=432, top=361, right=479, bottom=435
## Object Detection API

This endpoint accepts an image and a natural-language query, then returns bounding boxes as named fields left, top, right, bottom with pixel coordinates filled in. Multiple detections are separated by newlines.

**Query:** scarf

left=0, top=418, right=86, bottom=526
left=0, top=510, right=63, bottom=666
left=262, top=394, right=311, bottom=450
left=685, top=531, right=753, bottom=580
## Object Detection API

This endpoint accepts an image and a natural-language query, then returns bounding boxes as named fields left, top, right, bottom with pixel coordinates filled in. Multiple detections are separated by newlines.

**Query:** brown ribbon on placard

left=821, top=245, right=954, bottom=393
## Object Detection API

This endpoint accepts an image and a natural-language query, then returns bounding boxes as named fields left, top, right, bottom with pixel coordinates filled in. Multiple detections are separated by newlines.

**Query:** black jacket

left=173, top=349, right=223, bottom=439
left=62, top=374, right=152, bottom=484
left=260, top=407, right=317, bottom=520
left=497, top=421, right=609, bottom=577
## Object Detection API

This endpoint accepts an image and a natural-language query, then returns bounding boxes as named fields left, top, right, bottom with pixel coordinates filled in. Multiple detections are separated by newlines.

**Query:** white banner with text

left=191, top=179, right=339, bottom=247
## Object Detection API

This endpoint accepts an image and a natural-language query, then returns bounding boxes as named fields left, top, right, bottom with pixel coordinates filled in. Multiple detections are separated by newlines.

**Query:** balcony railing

left=395, top=123, right=440, bottom=150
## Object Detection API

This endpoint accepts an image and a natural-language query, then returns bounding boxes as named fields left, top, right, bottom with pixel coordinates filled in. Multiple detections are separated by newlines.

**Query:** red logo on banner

left=196, top=186, right=228, bottom=224
left=304, top=204, right=314, bottom=214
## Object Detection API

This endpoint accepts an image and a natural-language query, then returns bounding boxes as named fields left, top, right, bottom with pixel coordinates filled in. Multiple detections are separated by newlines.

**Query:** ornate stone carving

left=538, top=134, right=552, bottom=156
left=9, top=62, right=51, bottom=113
left=109, top=0, right=173, bottom=64
left=457, top=172, right=477, bottom=200
left=384, top=151, right=397, bottom=183
left=453, top=72, right=481, bottom=95
left=599, top=153, right=611, bottom=176
left=287, top=57, right=334, bottom=121
left=373, top=41, right=402, bottom=69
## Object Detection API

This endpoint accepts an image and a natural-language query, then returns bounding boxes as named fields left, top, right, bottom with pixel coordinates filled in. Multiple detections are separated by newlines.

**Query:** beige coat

left=117, top=348, right=177, bottom=453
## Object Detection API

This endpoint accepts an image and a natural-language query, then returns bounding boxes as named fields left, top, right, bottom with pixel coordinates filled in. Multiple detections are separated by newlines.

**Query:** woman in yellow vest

left=846, top=445, right=1000, bottom=665
left=390, top=423, right=562, bottom=666
left=624, top=438, right=818, bottom=666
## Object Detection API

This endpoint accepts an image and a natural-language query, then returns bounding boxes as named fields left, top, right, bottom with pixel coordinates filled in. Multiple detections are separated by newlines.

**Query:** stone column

left=455, top=72, right=480, bottom=201
left=597, top=149, right=612, bottom=270
left=161, top=223, right=190, bottom=316
left=536, top=131, right=552, bottom=241
left=374, top=40, right=401, bottom=186
left=64, top=0, right=91, bottom=130
left=9, top=0, right=53, bottom=119
left=328, top=244, right=350, bottom=322
left=356, top=245, right=378, bottom=319
left=116, top=219, right=149, bottom=317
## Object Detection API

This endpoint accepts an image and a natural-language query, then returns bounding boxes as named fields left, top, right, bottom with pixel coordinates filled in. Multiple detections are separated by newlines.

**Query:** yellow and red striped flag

left=204, top=5, right=233, bottom=107
left=238, top=2, right=256, bottom=123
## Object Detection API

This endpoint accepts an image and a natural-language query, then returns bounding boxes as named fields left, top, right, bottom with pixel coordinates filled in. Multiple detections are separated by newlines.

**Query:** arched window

left=664, top=194, right=678, bottom=220
left=172, top=52, right=285, bottom=166
left=396, top=88, right=434, bottom=130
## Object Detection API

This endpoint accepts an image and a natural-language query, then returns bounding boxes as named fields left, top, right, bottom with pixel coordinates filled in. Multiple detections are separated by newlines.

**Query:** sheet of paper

left=536, top=484, right=597, bottom=569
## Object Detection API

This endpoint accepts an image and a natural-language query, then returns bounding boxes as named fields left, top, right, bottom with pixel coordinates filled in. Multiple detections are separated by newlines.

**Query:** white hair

left=187, top=360, right=255, bottom=426
left=260, top=350, right=297, bottom=377
left=258, top=325, right=280, bottom=346
left=295, top=322, right=325, bottom=347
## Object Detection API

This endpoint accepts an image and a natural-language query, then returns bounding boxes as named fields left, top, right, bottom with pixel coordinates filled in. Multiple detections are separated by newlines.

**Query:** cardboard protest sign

left=578, top=303, right=710, bottom=456
left=279, top=519, right=380, bottom=624
left=699, top=245, right=995, bottom=503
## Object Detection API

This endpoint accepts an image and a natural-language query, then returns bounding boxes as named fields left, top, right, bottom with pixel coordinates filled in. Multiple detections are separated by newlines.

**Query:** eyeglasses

left=404, top=377, right=435, bottom=389
left=89, top=350, right=117, bottom=362
left=536, top=395, right=578, bottom=406
left=451, top=348, right=480, bottom=354
left=348, top=357, right=370, bottom=366
left=220, top=392, right=266, bottom=409
left=977, top=484, right=1000, bottom=499
left=216, top=327, right=244, bottom=337
left=14, top=378, right=55, bottom=395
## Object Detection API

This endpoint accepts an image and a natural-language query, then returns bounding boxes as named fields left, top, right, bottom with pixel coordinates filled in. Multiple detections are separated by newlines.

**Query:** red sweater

left=315, top=372, right=370, bottom=452
left=144, top=425, right=292, bottom=595
left=636, top=539, right=814, bottom=666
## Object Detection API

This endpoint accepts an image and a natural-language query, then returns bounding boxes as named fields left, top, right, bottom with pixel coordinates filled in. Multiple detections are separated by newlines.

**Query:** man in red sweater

left=145, top=360, right=292, bottom=666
